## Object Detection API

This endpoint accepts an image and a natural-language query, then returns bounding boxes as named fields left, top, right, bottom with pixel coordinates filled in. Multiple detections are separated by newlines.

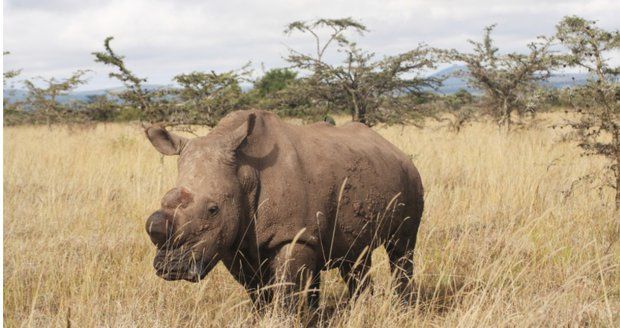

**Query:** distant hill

left=2, top=85, right=169, bottom=104
left=431, top=65, right=589, bottom=94
left=3, top=67, right=591, bottom=104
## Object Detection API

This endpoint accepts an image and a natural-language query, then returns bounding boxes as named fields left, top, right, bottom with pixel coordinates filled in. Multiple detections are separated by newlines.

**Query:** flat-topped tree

left=3, top=51, right=23, bottom=117
left=93, top=37, right=172, bottom=123
left=285, top=18, right=440, bottom=126
left=173, top=64, right=251, bottom=127
left=254, top=68, right=297, bottom=98
left=23, top=70, right=89, bottom=127
left=446, top=25, right=557, bottom=129
left=84, top=94, right=119, bottom=123
left=556, top=16, right=620, bottom=210
left=3, top=51, right=21, bottom=85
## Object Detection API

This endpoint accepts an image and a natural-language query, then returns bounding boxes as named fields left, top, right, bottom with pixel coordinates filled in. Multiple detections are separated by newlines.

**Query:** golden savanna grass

left=4, top=114, right=619, bottom=327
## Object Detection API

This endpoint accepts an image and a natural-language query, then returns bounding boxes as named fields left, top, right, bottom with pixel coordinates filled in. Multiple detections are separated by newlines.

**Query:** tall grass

left=4, top=115, right=619, bottom=327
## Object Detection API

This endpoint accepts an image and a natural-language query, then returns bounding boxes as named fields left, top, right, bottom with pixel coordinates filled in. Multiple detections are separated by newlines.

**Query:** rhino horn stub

left=161, top=187, right=194, bottom=209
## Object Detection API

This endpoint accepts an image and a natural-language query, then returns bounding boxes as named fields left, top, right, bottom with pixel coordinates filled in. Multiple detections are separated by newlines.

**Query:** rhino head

left=144, top=114, right=256, bottom=282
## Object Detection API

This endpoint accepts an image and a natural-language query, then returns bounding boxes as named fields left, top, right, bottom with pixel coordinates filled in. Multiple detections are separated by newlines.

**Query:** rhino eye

left=207, top=205, right=219, bottom=216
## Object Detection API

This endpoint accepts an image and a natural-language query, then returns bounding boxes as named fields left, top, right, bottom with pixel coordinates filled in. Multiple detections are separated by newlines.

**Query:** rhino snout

left=146, top=210, right=172, bottom=248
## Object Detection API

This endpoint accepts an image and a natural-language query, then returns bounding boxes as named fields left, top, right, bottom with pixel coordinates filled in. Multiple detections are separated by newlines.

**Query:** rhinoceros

left=145, top=109, right=424, bottom=308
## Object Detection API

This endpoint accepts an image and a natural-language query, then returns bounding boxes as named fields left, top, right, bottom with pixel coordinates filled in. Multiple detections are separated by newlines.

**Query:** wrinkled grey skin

left=145, top=109, right=424, bottom=309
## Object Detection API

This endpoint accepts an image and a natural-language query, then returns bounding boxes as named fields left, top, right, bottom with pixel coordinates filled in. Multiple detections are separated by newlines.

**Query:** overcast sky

left=3, top=0, right=619, bottom=91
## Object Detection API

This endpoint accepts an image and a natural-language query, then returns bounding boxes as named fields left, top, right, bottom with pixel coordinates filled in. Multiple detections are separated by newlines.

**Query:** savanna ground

left=4, top=113, right=619, bottom=327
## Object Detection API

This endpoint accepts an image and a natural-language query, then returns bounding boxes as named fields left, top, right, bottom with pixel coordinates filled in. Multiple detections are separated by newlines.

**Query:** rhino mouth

left=153, top=247, right=218, bottom=282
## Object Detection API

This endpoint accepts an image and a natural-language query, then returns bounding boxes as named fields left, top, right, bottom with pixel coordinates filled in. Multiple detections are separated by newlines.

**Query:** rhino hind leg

left=386, top=238, right=416, bottom=304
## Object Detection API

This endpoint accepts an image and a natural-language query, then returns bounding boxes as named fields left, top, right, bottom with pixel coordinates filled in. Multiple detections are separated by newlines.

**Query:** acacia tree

left=3, top=51, right=23, bottom=122
left=92, top=37, right=173, bottom=123
left=254, top=68, right=298, bottom=97
left=3, top=51, right=21, bottom=84
left=173, top=65, right=251, bottom=127
left=23, top=70, right=89, bottom=126
left=285, top=18, right=440, bottom=126
left=84, top=94, right=119, bottom=122
left=93, top=37, right=247, bottom=127
left=447, top=25, right=557, bottom=129
left=556, top=16, right=620, bottom=210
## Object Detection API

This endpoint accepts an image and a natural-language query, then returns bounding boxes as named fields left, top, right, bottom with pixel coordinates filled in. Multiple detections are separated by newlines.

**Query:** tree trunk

left=503, top=99, right=511, bottom=132
left=616, top=160, right=620, bottom=211
left=348, top=88, right=367, bottom=125
left=615, top=128, right=620, bottom=211
left=46, top=108, right=51, bottom=130
left=357, top=106, right=367, bottom=125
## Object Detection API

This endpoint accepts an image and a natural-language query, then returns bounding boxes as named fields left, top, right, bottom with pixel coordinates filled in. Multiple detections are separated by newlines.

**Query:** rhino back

left=239, top=112, right=423, bottom=263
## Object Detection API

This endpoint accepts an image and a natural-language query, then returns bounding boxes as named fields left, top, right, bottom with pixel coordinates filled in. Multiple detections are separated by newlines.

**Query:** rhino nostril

left=145, top=211, right=172, bottom=248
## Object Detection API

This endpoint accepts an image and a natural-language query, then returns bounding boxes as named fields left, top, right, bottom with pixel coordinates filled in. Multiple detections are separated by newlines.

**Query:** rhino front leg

left=247, top=284, right=273, bottom=312
left=222, top=255, right=273, bottom=312
left=338, top=256, right=372, bottom=300
left=271, top=242, right=320, bottom=311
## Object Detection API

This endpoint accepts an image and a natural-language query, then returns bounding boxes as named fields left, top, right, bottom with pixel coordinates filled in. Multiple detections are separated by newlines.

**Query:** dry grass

left=4, top=114, right=619, bottom=327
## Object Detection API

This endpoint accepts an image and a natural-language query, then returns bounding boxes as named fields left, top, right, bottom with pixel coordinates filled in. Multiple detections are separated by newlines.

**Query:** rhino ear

left=226, top=113, right=256, bottom=150
left=145, top=125, right=188, bottom=156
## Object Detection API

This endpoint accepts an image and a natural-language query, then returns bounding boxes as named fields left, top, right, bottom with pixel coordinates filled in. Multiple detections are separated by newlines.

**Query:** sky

left=3, top=0, right=620, bottom=91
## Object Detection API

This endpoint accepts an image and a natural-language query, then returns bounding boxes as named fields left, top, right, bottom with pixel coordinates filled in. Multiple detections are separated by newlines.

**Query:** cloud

left=3, top=0, right=619, bottom=90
